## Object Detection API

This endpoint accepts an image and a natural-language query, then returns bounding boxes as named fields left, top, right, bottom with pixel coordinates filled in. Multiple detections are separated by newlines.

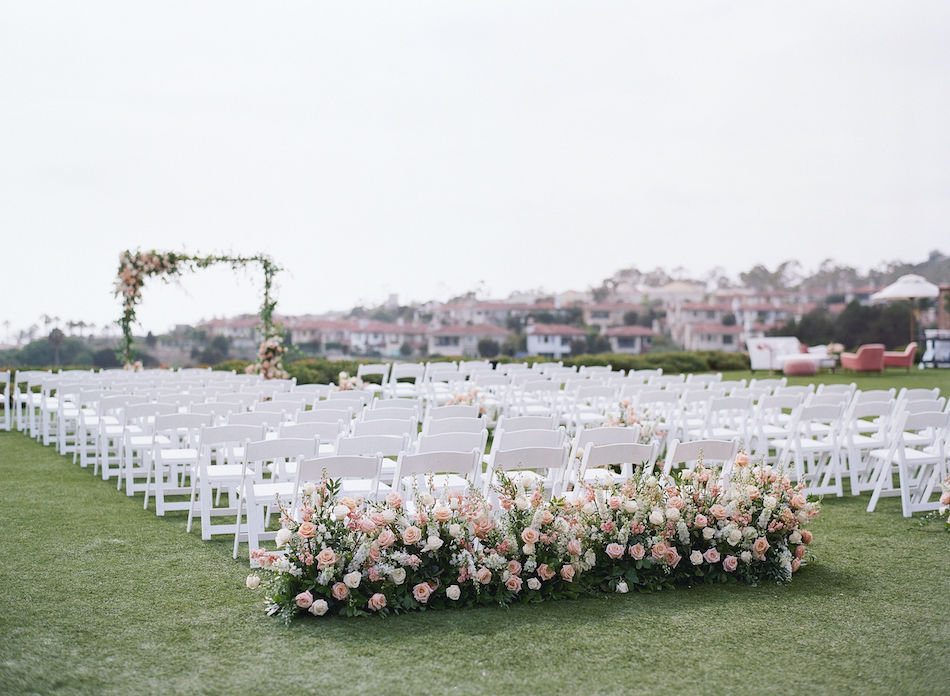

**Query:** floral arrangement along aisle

left=604, top=399, right=666, bottom=444
left=114, top=249, right=288, bottom=378
left=446, top=388, right=488, bottom=416
left=940, top=476, right=950, bottom=529
left=248, top=455, right=821, bottom=622
left=335, top=372, right=365, bottom=391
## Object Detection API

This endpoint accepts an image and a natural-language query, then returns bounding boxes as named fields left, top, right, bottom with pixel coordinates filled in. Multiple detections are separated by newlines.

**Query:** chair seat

left=128, top=435, right=171, bottom=447
left=250, top=481, right=295, bottom=500
left=338, top=480, right=393, bottom=497
left=200, top=464, right=246, bottom=480
left=583, top=468, right=624, bottom=485
left=157, top=448, right=198, bottom=463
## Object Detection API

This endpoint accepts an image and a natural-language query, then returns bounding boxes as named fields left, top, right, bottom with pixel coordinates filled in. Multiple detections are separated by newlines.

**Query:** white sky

left=2, top=1, right=948, bottom=336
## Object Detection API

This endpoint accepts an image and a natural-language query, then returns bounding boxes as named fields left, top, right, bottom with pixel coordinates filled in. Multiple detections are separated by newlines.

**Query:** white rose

left=446, top=584, right=461, bottom=600
left=309, top=599, right=328, bottom=616
left=527, top=578, right=541, bottom=590
left=381, top=508, right=397, bottom=524
left=515, top=496, right=530, bottom=511
left=763, top=495, right=777, bottom=510
left=689, top=550, right=703, bottom=565
left=584, top=549, right=596, bottom=566
left=797, top=510, right=809, bottom=525
left=789, top=530, right=802, bottom=545
left=343, top=571, right=362, bottom=589
left=275, top=527, right=293, bottom=547
left=245, top=574, right=261, bottom=589
left=623, top=500, right=638, bottom=514
left=741, top=551, right=752, bottom=563
left=418, top=492, right=435, bottom=507
left=425, top=536, right=444, bottom=552
left=391, top=568, right=406, bottom=584
left=743, top=526, right=756, bottom=538
left=332, top=504, right=350, bottom=521
left=449, top=523, right=463, bottom=539
left=522, top=542, right=536, bottom=555
left=703, top=527, right=715, bottom=540
left=646, top=476, right=657, bottom=488
left=555, top=517, right=570, bottom=533
left=665, top=506, right=680, bottom=522
left=727, top=528, right=742, bottom=546
left=449, top=498, right=459, bottom=510
left=616, top=581, right=629, bottom=593
left=582, top=502, right=597, bottom=515
left=649, top=508, right=664, bottom=526
left=302, top=482, right=315, bottom=495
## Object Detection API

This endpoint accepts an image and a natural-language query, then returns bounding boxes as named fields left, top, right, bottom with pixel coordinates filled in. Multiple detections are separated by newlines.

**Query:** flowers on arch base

left=246, top=329, right=289, bottom=380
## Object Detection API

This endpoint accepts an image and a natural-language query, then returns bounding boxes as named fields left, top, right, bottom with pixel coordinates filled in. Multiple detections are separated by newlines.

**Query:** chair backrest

left=357, top=363, right=391, bottom=382
left=294, top=454, right=383, bottom=505
left=663, top=438, right=739, bottom=476
left=816, top=383, right=856, bottom=396
left=198, top=424, right=266, bottom=465
left=495, top=414, right=558, bottom=432
left=279, top=420, right=345, bottom=442
left=336, top=433, right=409, bottom=457
left=429, top=404, right=480, bottom=420
left=362, top=407, right=420, bottom=422
left=581, top=440, right=659, bottom=478
left=806, top=393, right=850, bottom=407
left=153, top=412, right=213, bottom=443
left=416, top=430, right=488, bottom=455
left=393, top=449, right=481, bottom=494
left=254, top=397, right=308, bottom=414
left=425, top=417, right=487, bottom=436
left=190, top=401, right=244, bottom=420
left=898, top=387, right=941, bottom=403
left=487, top=444, right=571, bottom=496
left=389, top=363, right=425, bottom=382
left=243, top=437, right=319, bottom=479
left=901, top=397, right=947, bottom=414
left=370, top=397, right=421, bottom=412
left=852, top=388, right=897, bottom=404
left=228, top=411, right=285, bottom=429
left=297, top=407, right=352, bottom=423
left=352, top=418, right=417, bottom=439
left=328, top=390, right=372, bottom=406
left=493, top=428, right=566, bottom=452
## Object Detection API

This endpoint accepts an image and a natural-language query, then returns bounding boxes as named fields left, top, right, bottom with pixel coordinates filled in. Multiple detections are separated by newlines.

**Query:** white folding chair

left=663, top=438, right=739, bottom=479
left=867, top=410, right=950, bottom=517
left=578, top=440, right=659, bottom=486
left=392, top=449, right=482, bottom=500
left=424, top=417, right=487, bottom=436
left=773, top=404, right=845, bottom=496
left=143, top=412, right=213, bottom=516
left=485, top=444, right=571, bottom=498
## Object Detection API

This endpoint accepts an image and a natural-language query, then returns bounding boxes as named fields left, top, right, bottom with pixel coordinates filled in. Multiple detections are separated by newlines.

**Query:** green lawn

left=1, top=370, right=949, bottom=696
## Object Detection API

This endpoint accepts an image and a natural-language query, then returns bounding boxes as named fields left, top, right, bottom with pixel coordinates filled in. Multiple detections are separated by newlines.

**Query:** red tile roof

left=527, top=323, right=586, bottom=336
left=604, top=326, right=658, bottom=337
left=688, top=322, right=744, bottom=334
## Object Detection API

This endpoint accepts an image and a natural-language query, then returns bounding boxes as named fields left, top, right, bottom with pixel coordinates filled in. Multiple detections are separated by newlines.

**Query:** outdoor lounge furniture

left=783, top=357, right=818, bottom=376
left=884, top=342, right=917, bottom=371
left=840, top=344, right=885, bottom=373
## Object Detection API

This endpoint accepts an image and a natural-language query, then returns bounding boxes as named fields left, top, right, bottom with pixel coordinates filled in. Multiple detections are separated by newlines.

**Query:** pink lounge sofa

left=884, top=342, right=917, bottom=371
left=840, top=344, right=886, bottom=373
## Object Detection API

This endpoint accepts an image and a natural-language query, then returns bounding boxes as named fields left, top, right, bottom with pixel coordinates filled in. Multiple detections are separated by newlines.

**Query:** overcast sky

left=2, top=1, right=948, bottom=336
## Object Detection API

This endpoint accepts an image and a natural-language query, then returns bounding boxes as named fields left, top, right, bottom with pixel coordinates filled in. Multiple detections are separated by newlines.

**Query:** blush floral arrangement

left=248, top=454, right=820, bottom=623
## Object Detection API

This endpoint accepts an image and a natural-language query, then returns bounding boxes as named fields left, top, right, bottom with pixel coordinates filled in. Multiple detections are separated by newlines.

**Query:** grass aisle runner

left=0, top=429, right=947, bottom=696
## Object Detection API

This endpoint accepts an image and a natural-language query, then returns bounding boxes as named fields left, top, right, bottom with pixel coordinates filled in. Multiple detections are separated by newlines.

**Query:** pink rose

left=377, top=529, right=396, bottom=548
left=386, top=492, right=403, bottom=509
left=734, top=452, right=750, bottom=467
left=331, top=582, right=349, bottom=601
left=665, top=547, right=681, bottom=568
left=560, top=564, right=575, bottom=582
left=723, top=555, right=738, bottom=572
left=537, top=564, right=555, bottom=581
left=538, top=510, right=554, bottom=525
left=791, top=558, right=801, bottom=572
left=505, top=575, right=523, bottom=593
left=474, top=516, right=495, bottom=538
left=368, top=544, right=381, bottom=562
left=608, top=496, right=622, bottom=510
left=801, top=529, right=813, bottom=545
left=412, top=582, right=432, bottom=603
left=295, top=590, right=313, bottom=609
left=651, top=542, right=668, bottom=561
left=606, top=543, right=624, bottom=560
left=475, top=566, right=492, bottom=584
left=316, top=547, right=337, bottom=569
left=790, top=493, right=807, bottom=509
left=297, top=521, right=317, bottom=538
left=433, top=506, right=453, bottom=522
left=746, top=485, right=761, bottom=500
left=694, top=514, right=708, bottom=528
left=507, top=560, right=522, bottom=576
left=752, top=537, right=770, bottom=556
left=566, top=538, right=582, bottom=556
left=630, top=543, right=645, bottom=560
left=710, top=504, right=727, bottom=520
left=368, top=593, right=387, bottom=611
left=794, top=544, right=806, bottom=559
left=941, top=492, right=950, bottom=506
left=402, top=525, right=423, bottom=544
left=521, top=527, right=540, bottom=545
left=358, top=517, right=377, bottom=534
left=703, top=548, right=720, bottom=564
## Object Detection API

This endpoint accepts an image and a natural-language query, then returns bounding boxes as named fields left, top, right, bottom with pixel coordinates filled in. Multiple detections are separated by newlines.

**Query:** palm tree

left=49, top=328, right=65, bottom=366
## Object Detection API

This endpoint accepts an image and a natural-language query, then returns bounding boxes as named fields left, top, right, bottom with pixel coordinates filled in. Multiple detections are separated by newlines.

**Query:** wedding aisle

left=0, top=429, right=945, bottom=695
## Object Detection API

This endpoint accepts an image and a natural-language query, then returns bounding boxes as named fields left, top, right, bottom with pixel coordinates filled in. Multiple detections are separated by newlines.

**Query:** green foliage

left=477, top=338, right=500, bottom=358
left=212, top=359, right=251, bottom=373
left=777, top=301, right=913, bottom=349
left=92, top=348, right=122, bottom=368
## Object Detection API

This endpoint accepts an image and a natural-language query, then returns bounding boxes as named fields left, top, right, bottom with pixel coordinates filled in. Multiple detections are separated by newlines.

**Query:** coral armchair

left=840, top=344, right=885, bottom=373
left=884, top=342, right=917, bottom=371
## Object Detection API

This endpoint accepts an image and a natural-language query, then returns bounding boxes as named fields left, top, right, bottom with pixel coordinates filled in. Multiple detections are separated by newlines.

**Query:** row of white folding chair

left=662, top=438, right=740, bottom=480
left=0, top=371, right=10, bottom=431
left=771, top=404, right=846, bottom=495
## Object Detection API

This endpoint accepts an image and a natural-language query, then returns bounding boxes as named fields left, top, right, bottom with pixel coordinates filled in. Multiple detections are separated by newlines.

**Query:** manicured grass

left=1, top=371, right=949, bottom=696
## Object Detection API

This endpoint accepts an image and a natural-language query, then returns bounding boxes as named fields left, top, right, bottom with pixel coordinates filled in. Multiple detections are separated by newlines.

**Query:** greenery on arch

left=114, top=250, right=287, bottom=378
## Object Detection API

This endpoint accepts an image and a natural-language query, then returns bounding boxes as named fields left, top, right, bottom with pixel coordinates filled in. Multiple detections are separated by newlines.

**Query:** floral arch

left=114, top=250, right=288, bottom=378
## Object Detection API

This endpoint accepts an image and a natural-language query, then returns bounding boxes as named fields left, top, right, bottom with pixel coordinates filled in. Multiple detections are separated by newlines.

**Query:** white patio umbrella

left=870, top=274, right=939, bottom=343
